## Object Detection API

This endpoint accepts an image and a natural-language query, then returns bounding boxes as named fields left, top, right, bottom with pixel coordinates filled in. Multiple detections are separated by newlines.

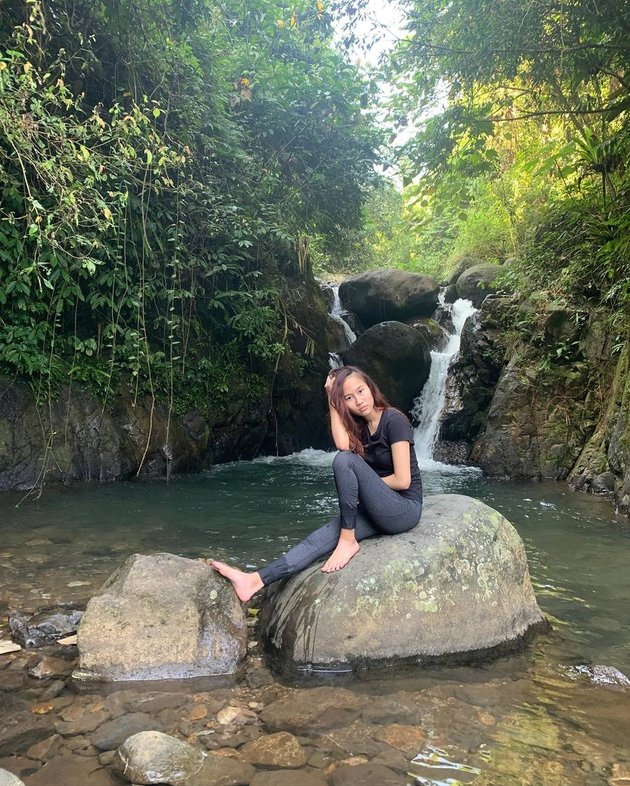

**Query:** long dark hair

left=329, top=366, right=390, bottom=455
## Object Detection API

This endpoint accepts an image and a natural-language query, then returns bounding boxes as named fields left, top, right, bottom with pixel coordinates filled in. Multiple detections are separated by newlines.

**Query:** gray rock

left=0, top=769, right=26, bottom=786
left=74, top=553, right=247, bottom=682
left=114, top=731, right=255, bottom=786
left=114, top=731, right=206, bottom=785
left=91, top=713, right=162, bottom=751
left=447, top=256, right=485, bottom=286
left=341, top=321, right=431, bottom=413
left=339, top=269, right=439, bottom=327
left=259, top=495, right=546, bottom=674
left=9, top=608, right=83, bottom=648
left=456, top=264, right=502, bottom=307
left=470, top=355, right=584, bottom=480
left=406, top=317, right=449, bottom=351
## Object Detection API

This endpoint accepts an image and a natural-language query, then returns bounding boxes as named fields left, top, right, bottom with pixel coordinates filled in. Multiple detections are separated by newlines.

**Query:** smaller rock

left=240, top=732, right=308, bottom=768
left=54, top=709, right=110, bottom=737
left=9, top=608, right=83, bottom=648
left=91, top=713, right=162, bottom=751
left=38, top=680, right=66, bottom=700
left=29, top=656, right=75, bottom=680
left=0, top=767, right=27, bottom=786
left=260, top=687, right=363, bottom=733
left=114, top=731, right=206, bottom=785
left=374, top=723, right=426, bottom=757
left=25, top=734, right=63, bottom=761
left=195, top=753, right=256, bottom=786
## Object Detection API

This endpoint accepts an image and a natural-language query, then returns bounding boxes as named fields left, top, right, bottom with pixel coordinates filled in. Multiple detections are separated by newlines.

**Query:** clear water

left=1, top=454, right=629, bottom=784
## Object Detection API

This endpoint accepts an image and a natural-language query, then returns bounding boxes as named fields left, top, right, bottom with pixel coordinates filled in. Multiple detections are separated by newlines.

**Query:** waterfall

left=413, top=297, right=477, bottom=468
left=329, top=285, right=356, bottom=345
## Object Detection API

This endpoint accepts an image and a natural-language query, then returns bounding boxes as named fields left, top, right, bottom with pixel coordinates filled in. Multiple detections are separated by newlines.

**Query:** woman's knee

left=333, top=449, right=361, bottom=473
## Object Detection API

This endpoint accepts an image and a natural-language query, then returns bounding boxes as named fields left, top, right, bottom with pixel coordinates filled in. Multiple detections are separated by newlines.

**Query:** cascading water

left=326, top=284, right=356, bottom=368
left=329, top=284, right=356, bottom=346
left=413, top=296, right=477, bottom=468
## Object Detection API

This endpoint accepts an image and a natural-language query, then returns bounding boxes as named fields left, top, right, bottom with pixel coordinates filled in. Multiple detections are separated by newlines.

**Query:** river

left=1, top=455, right=629, bottom=785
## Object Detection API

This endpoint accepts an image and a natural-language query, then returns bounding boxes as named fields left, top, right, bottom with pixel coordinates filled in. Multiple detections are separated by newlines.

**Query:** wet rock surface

left=259, top=495, right=546, bottom=674
left=9, top=609, right=83, bottom=649
left=455, top=264, right=503, bottom=307
left=74, top=554, right=247, bottom=682
left=339, top=269, right=439, bottom=326
left=341, top=321, right=431, bottom=413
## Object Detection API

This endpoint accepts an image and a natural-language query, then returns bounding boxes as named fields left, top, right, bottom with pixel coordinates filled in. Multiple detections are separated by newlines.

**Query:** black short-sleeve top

left=362, top=408, right=423, bottom=502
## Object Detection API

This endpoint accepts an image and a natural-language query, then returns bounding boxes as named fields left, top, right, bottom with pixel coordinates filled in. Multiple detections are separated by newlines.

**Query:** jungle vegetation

left=0, top=0, right=381, bottom=416
left=1, top=0, right=629, bottom=420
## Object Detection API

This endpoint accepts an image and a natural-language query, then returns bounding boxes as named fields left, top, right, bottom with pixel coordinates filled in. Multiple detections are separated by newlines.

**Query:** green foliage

left=0, top=0, right=380, bottom=415
left=385, top=0, right=630, bottom=306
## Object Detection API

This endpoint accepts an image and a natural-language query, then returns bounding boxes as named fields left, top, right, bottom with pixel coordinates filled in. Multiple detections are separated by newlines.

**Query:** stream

left=1, top=296, right=629, bottom=785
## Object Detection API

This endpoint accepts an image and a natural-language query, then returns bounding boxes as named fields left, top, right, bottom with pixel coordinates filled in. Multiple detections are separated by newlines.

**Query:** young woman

left=211, top=365, right=423, bottom=602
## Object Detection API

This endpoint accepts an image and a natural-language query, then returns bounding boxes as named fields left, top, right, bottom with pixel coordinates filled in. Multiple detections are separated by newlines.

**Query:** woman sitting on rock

left=211, top=365, right=423, bottom=601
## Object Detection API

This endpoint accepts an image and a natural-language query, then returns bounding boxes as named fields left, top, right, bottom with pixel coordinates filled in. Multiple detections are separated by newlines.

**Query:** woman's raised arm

left=325, top=372, right=351, bottom=451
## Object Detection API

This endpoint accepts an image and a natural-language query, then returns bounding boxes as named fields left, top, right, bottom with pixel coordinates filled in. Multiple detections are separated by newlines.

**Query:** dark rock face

left=470, top=356, right=586, bottom=480
left=9, top=608, right=83, bottom=648
left=455, top=264, right=502, bottom=307
left=405, top=317, right=449, bottom=351
left=74, top=553, right=247, bottom=682
left=438, top=298, right=508, bottom=462
left=339, top=270, right=439, bottom=327
left=446, top=256, right=485, bottom=286
left=341, top=322, right=431, bottom=413
left=259, top=494, right=546, bottom=675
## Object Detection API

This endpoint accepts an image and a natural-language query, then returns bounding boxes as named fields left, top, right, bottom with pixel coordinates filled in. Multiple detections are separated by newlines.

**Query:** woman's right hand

left=324, top=370, right=336, bottom=395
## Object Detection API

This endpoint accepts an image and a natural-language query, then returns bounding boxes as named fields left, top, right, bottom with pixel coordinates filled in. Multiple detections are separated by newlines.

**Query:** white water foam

left=413, top=297, right=478, bottom=471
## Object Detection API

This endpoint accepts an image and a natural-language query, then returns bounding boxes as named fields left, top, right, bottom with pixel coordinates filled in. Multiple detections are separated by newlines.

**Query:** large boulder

left=339, top=270, right=439, bottom=327
left=73, top=553, right=246, bottom=682
left=259, top=494, right=546, bottom=674
left=456, top=264, right=502, bottom=307
left=469, top=355, right=586, bottom=480
left=341, top=322, right=431, bottom=413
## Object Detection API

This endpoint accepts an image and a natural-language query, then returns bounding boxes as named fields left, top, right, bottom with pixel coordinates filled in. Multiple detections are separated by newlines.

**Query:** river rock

left=455, top=264, right=502, bottom=307
left=259, top=495, right=546, bottom=674
left=339, top=270, right=439, bottom=327
left=447, top=255, right=485, bottom=286
left=9, top=608, right=83, bottom=648
left=240, top=731, right=308, bottom=768
left=0, top=770, right=26, bottom=786
left=73, top=553, right=246, bottom=682
left=114, top=731, right=205, bottom=784
left=341, top=322, right=431, bottom=413
left=91, top=713, right=162, bottom=751
left=406, top=317, right=449, bottom=351
left=260, top=687, right=363, bottom=733
left=25, top=754, right=119, bottom=786
left=0, top=710, right=55, bottom=757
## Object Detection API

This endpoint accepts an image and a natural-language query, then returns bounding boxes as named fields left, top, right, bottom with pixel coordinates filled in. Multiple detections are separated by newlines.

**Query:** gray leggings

left=258, top=450, right=422, bottom=585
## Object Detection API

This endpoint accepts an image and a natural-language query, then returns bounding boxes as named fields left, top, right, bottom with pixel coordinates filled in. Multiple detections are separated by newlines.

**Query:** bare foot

left=210, top=560, right=264, bottom=602
left=322, top=532, right=360, bottom=573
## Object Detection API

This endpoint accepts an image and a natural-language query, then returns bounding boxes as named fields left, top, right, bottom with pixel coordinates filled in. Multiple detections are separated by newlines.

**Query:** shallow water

left=1, top=452, right=629, bottom=784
